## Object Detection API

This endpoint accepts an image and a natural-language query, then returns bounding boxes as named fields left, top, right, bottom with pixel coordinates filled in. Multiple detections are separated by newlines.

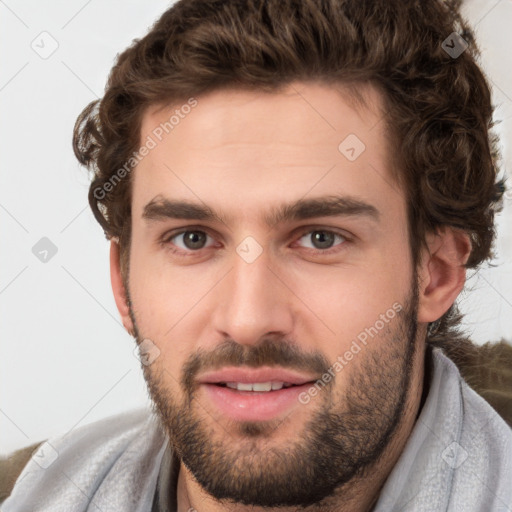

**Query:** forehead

left=132, top=82, right=404, bottom=226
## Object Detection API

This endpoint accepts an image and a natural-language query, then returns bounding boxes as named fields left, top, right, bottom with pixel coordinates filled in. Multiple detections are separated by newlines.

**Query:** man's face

left=124, top=82, right=425, bottom=507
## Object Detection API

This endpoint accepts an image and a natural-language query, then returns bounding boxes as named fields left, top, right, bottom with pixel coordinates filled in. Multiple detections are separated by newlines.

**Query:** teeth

left=236, top=382, right=253, bottom=391
left=253, top=382, right=272, bottom=392
left=224, top=381, right=291, bottom=392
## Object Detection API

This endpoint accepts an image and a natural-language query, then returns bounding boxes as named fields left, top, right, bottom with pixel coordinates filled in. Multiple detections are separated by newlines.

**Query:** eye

left=161, top=227, right=349, bottom=257
left=295, top=229, right=347, bottom=252
left=163, top=229, right=216, bottom=253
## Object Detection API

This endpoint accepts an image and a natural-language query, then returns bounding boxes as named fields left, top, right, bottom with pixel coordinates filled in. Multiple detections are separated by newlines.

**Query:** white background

left=1, top=0, right=511, bottom=455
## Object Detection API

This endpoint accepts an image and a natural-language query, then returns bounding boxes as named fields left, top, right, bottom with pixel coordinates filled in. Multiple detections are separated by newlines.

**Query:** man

left=2, top=0, right=511, bottom=510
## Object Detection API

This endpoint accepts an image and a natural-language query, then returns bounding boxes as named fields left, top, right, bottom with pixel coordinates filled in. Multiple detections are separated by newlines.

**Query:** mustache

left=181, top=337, right=331, bottom=392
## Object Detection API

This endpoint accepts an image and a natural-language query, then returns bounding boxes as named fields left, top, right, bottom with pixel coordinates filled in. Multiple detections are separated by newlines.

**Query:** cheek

left=129, top=240, right=193, bottom=313
left=128, top=243, right=220, bottom=374
left=127, top=249, right=177, bottom=346
left=287, top=248, right=412, bottom=350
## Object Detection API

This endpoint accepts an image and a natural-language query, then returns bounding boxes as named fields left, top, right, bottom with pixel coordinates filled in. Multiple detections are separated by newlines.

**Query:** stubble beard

left=130, top=283, right=419, bottom=508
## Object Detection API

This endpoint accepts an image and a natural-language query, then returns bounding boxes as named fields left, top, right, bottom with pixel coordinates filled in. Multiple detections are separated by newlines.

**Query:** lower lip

left=201, top=383, right=313, bottom=422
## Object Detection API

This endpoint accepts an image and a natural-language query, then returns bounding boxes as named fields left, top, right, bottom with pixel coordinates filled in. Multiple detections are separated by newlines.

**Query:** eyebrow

left=142, top=195, right=380, bottom=226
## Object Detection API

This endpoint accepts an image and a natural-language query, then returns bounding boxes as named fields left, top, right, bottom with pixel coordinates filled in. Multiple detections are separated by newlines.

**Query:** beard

left=129, top=280, right=420, bottom=509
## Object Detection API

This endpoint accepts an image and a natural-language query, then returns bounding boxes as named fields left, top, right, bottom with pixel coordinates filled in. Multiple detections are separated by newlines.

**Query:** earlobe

left=417, top=227, right=471, bottom=324
left=109, top=241, right=135, bottom=336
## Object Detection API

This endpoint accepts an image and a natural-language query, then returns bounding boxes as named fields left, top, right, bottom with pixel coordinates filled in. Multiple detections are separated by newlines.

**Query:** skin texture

left=110, top=82, right=471, bottom=512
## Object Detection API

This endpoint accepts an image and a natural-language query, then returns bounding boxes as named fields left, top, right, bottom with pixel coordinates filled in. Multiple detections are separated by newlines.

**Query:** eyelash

left=160, top=226, right=351, bottom=257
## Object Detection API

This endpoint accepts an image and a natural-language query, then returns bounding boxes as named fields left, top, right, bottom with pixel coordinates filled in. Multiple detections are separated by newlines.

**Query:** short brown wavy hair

left=73, top=0, right=504, bottom=346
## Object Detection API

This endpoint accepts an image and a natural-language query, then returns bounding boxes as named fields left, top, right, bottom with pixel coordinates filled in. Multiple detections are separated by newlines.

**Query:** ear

left=417, top=227, right=471, bottom=324
left=110, top=240, right=135, bottom=335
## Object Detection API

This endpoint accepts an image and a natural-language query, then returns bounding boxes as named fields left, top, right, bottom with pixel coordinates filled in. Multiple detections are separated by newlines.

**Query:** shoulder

left=0, top=408, right=158, bottom=507
left=375, top=347, right=512, bottom=511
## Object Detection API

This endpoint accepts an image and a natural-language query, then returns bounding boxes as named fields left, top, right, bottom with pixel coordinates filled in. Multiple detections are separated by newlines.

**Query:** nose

left=211, top=245, right=295, bottom=346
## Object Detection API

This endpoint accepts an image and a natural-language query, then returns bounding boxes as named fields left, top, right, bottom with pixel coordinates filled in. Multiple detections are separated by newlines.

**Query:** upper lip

left=197, top=367, right=318, bottom=385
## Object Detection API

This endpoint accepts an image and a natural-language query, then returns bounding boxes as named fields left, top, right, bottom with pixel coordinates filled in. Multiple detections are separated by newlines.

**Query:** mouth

left=197, top=367, right=318, bottom=422
left=215, top=381, right=298, bottom=392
